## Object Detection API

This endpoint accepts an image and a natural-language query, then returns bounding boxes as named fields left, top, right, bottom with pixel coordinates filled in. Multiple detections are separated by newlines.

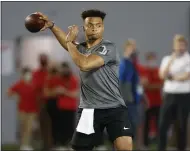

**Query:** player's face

left=84, top=17, right=104, bottom=41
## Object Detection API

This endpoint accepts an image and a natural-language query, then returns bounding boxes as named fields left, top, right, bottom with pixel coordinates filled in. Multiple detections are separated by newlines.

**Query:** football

left=25, top=13, right=45, bottom=33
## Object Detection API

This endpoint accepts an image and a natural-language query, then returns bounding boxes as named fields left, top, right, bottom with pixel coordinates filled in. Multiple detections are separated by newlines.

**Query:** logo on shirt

left=124, top=127, right=130, bottom=130
left=99, top=45, right=108, bottom=55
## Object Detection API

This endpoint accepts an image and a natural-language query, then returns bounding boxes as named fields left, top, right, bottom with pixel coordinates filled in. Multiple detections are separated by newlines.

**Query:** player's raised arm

left=37, top=12, right=69, bottom=51
left=66, top=25, right=105, bottom=71
left=67, top=42, right=104, bottom=71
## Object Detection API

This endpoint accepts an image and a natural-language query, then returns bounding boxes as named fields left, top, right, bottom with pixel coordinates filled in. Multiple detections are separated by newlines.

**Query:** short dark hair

left=81, top=9, right=106, bottom=20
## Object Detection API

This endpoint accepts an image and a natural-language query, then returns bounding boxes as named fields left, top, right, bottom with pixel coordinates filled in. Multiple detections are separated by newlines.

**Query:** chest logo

left=99, top=45, right=108, bottom=55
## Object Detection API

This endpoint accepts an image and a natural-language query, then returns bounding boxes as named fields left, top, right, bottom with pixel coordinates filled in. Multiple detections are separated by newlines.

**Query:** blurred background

left=1, top=1, right=190, bottom=150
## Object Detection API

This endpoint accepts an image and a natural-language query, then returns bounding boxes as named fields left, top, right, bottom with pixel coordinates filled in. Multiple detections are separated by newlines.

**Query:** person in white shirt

left=158, top=35, right=190, bottom=151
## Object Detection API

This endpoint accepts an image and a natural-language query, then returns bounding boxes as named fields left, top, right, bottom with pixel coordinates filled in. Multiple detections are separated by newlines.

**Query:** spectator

left=44, top=63, right=60, bottom=147
left=158, top=34, right=190, bottom=151
left=7, top=67, right=38, bottom=151
left=134, top=50, right=149, bottom=149
left=32, top=53, right=51, bottom=150
left=119, top=39, right=143, bottom=146
left=54, top=62, right=79, bottom=150
left=142, top=52, right=163, bottom=147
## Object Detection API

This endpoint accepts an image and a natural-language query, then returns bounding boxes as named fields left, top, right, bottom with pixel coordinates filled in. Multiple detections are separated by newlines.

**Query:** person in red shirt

left=32, top=53, right=51, bottom=150
left=7, top=67, right=38, bottom=151
left=141, top=52, right=163, bottom=147
left=43, top=65, right=60, bottom=147
left=32, top=53, right=49, bottom=105
left=53, top=62, right=79, bottom=150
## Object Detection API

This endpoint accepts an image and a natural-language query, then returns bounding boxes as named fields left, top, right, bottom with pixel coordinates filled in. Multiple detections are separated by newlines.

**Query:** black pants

left=46, top=98, right=59, bottom=146
left=56, top=109, right=76, bottom=146
left=158, top=93, right=190, bottom=151
left=143, top=106, right=160, bottom=146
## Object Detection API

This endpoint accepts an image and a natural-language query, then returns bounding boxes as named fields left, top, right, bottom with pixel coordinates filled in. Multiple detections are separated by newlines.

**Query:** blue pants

left=127, top=103, right=144, bottom=137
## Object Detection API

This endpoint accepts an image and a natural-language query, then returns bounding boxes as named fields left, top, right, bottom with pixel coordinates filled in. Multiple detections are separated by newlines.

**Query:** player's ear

left=83, top=26, right=85, bottom=31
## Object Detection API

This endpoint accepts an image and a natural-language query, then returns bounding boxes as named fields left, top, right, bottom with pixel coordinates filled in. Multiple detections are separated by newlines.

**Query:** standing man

left=53, top=62, right=79, bottom=150
left=7, top=67, right=38, bottom=150
left=158, top=35, right=190, bottom=151
left=119, top=39, right=143, bottom=146
left=43, top=64, right=60, bottom=147
left=142, top=52, right=163, bottom=147
left=32, top=54, right=51, bottom=150
left=36, top=9, right=133, bottom=151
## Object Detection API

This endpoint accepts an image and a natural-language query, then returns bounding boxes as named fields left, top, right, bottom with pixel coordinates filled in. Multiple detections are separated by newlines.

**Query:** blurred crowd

left=119, top=35, right=190, bottom=151
left=6, top=34, right=190, bottom=151
left=7, top=54, right=79, bottom=150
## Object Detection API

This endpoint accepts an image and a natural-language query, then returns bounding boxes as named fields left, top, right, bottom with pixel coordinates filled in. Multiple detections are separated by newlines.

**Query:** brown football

left=25, top=13, right=45, bottom=33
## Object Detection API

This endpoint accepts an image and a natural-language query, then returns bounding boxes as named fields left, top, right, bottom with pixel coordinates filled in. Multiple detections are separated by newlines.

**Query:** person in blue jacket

left=119, top=39, right=144, bottom=144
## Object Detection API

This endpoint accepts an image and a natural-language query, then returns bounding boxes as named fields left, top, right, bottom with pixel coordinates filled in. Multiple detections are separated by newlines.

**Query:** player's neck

left=86, top=38, right=103, bottom=49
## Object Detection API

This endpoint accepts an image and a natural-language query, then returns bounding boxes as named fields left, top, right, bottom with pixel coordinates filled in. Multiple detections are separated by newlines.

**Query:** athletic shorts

left=71, top=106, right=133, bottom=150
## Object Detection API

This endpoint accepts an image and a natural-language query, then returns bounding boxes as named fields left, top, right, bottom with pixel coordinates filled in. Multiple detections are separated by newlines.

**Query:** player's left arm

left=67, top=42, right=106, bottom=71
left=66, top=26, right=113, bottom=71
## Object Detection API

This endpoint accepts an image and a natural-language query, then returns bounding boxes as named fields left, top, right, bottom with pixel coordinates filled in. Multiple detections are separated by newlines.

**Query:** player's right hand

left=66, top=25, right=79, bottom=43
left=35, top=12, right=54, bottom=31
